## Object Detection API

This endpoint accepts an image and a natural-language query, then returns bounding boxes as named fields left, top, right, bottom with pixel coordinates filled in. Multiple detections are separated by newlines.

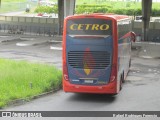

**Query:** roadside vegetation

left=0, top=0, right=37, bottom=13
left=1, top=0, right=26, bottom=2
left=1, top=0, right=160, bottom=16
left=0, top=58, right=62, bottom=108
left=34, top=5, right=58, bottom=14
left=34, top=1, right=160, bottom=16
left=76, top=1, right=160, bottom=16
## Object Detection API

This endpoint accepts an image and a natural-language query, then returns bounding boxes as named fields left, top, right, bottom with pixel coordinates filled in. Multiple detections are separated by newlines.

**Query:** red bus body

left=62, top=14, right=135, bottom=94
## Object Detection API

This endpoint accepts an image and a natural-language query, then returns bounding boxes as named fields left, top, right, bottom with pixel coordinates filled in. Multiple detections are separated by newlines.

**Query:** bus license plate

left=84, top=80, right=93, bottom=84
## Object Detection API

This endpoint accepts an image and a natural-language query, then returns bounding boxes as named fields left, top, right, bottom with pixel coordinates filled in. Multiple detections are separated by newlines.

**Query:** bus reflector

left=63, top=65, right=69, bottom=81
left=110, top=76, right=115, bottom=82
left=110, top=65, right=117, bottom=82
left=64, top=74, right=69, bottom=81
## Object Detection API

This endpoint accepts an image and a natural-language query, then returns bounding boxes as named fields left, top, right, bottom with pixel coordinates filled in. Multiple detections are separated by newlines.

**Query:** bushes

left=152, top=8, right=160, bottom=17
left=76, top=4, right=111, bottom=14
left=34, top=5, right=58, bottom=14
left=34, top=3, right=160, bottom=17
left=76, top=4, right=160, bottom=17
left=76, top=4, right=142, bottom=16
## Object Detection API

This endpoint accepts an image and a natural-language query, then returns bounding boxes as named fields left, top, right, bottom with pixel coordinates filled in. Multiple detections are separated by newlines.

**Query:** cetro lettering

left=70, top=24, right=110, bottom=31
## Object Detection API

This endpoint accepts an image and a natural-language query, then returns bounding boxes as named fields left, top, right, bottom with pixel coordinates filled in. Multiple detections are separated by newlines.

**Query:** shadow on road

left=67, top=93, right=116, bottom=103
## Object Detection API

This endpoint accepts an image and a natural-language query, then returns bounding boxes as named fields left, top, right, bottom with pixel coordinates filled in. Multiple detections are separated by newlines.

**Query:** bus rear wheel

left=129, top=59, right=131, bottom=68
left=120, top=75, right=124, bottom=91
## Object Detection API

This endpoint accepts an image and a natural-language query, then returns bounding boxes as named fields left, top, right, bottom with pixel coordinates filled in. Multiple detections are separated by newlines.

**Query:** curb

left=1, top=85, right=62, bottom=109
left=50, top=46, right=62, bottom=50
left=49, top=40, right=62, bottom=43
left=16, top=43, right=31, bottom=46
left=0, top=36, right=20, bottom=43
left=16, top=41, right=48, bottom=46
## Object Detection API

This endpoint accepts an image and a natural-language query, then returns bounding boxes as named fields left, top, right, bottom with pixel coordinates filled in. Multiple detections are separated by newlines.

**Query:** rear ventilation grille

left=68, top=51, right=111, bottom=69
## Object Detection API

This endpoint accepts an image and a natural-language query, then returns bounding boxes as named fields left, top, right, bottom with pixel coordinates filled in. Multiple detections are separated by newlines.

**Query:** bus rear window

left=67, top=18, right=112, bottom=36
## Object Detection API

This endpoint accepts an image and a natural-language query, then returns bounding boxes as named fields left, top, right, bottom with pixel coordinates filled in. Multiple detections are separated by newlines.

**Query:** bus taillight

left=110, top=65, right=117, bottom=82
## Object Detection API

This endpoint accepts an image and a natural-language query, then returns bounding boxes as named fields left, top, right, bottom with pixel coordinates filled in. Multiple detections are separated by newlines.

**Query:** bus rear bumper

left=63, top=80, right=117, bottom=94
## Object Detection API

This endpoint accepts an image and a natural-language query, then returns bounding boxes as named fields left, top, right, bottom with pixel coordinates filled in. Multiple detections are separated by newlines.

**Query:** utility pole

left=58, top=0, right=64, bottom=35
left=58, top=0, right=75, bottom=35
left=142, top=0, right=152, bottom=41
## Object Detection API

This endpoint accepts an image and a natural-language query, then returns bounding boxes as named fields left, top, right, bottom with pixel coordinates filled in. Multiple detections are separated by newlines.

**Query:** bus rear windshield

left=67, top=18, right=112, bottom=36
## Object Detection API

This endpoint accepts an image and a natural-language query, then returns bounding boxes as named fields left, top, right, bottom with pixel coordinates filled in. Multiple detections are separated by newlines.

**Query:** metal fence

left=0, top=15, right=59, bottom=36
left=0, top=23, right=57, bottom=37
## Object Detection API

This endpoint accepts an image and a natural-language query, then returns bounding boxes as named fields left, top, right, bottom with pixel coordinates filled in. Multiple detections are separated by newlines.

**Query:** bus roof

left=67, top=13, right=129, bottom=21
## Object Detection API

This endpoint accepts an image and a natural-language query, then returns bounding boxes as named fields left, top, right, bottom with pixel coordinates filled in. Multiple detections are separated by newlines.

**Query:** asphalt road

left=0, top=34, right=160, bottom=119
left=0, top=35, right=62, bottom=69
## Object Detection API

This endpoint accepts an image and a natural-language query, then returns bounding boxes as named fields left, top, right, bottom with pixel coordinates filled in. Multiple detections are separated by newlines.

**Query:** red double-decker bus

left=62, top=14, right=135, bottom=94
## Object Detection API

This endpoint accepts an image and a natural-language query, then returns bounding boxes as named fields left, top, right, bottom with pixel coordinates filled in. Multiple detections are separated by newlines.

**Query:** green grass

left=2, top=0, right=26, bottom=2
left=0, top=58, right=62, bottom=108
left=0, top=0, right=37, bottom=13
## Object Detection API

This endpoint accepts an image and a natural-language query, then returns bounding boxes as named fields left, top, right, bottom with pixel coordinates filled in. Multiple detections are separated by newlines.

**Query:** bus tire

left=129, top=59, right=131, bottom=68
left=120, top=75, right=123, bottom=91
left=122, top=72, right=125, bottom=83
